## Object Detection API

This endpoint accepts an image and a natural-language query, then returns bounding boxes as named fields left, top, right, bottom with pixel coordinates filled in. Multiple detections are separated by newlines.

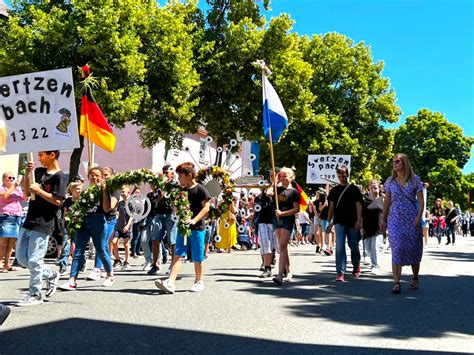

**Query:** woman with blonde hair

left=272, top=167, right=300, bottom=285
left=381, top=153, right=424, bottom=294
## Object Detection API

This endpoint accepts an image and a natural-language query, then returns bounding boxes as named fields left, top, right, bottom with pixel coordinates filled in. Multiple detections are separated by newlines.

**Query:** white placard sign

left=306, top=154, right=351, bottom=184
left=0, top=68, right=80, bottom=155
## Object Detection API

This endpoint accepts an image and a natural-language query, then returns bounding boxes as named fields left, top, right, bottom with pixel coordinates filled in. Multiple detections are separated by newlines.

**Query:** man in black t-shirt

left=155, top=162, right=211, bottom=294
left=327, top=165, right=363, bottom=282
left=16, top=150, right=67, bottom=306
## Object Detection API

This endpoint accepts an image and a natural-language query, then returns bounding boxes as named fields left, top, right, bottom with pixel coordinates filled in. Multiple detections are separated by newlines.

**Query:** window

left=199, top=138, right=208, bottom=162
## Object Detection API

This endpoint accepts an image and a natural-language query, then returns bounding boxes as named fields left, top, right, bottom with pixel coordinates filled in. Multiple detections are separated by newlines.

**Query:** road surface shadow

left=0, top=318, right=452, bottom=354
left=237, top=270, right=474, bottom=340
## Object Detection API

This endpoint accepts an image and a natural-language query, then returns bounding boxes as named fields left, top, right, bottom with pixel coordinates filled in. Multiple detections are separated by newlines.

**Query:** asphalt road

left=1, top=234, right=473, bottom=354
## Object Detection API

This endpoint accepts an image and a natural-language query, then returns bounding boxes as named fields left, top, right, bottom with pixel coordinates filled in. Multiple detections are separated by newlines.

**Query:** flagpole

left=83, top=87, right=94, bottom=172
left=27, top=152, right=36, bottom=200
left=257, top=60, right=280, bottom=211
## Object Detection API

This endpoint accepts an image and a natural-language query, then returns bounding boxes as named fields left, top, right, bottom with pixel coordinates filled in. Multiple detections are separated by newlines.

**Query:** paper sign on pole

left=0, top=68, right=80, bottom=155
left=306, top=154, right=351, bottom=184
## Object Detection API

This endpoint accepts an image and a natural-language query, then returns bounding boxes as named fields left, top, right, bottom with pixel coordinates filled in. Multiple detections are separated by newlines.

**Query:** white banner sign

left=0, top=68, right=79, bottom=155
left=306, top=154, right=351, bottom=184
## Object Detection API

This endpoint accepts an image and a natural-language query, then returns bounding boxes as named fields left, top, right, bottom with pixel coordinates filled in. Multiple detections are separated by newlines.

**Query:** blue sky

left=262, top=0, right=473, bottom=173
left=4, top=0, right=473, bottom=172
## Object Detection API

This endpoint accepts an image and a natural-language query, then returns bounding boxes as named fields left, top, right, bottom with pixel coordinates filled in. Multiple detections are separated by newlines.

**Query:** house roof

left=0, top=0, right=8, bottom=17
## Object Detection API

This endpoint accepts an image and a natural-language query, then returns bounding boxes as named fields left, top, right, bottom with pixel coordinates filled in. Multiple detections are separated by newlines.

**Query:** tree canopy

left=0, top=0, right=472, bottom=209
left=394, top=109, right=474, bottom=207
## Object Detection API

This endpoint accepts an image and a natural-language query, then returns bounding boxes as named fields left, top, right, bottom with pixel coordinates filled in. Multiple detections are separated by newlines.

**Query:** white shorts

left=258, top=223, right=277, bottom=255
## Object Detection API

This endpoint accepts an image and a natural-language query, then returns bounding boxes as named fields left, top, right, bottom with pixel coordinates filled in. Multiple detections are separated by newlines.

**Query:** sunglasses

left=392, top=159, right=401, bottom=165
left=5, top=176, right=15, bottom=181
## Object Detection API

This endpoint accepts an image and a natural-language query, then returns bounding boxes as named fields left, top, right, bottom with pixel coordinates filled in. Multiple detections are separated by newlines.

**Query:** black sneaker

left=147, top=266, right=160, bottom=275
left=162, top=256, right=168, bottom=264
left=80, top=263, right=86, bottom=273
left=316, top=246, right=321, bottom=254
left=45, top=270, right=60, bottom=298
left=59, top=265, right=67, bottom=276
left=113, top=260, right=123, bottom=270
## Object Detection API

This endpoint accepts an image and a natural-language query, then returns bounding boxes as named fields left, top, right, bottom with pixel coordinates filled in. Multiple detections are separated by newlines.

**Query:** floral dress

left=384, top=175, right=423, bottom=265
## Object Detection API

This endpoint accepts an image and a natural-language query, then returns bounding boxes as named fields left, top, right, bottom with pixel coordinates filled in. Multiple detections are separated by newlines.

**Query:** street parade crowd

left=0, top=150, right=473, bottom=325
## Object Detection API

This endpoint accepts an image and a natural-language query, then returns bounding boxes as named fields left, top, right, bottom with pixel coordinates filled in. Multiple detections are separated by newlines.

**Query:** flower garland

left=195, top=166, right=235, bottom=220
left=64, top=168, right=192, bottom=237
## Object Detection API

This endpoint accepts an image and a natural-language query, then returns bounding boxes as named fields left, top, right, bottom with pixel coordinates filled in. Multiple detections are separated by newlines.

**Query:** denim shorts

left=321, top=220, right=328, bottom=231
left=174, top=229, right=205, bottom=262
left=149, top=214, right=178, bottom=244
left=0, top=215, right=22, bottom=238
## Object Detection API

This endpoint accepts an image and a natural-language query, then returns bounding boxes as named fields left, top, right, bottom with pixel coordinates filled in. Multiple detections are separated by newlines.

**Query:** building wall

left=0, top=154, right=19, bottom=177
left=1, top=123, right=246, bottom=182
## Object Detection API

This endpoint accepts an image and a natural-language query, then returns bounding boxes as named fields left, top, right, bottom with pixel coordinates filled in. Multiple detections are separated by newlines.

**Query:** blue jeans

left=94, top=217, right=116, bottom=269
left=58, top=229, right=70, bottom=268
left=131, top=222, right=141, bottom=255
left=70, top=214, right=112, bottom=278
left=335, top=224, right=361, bottom=275
left=446, top=224, right=456, bottom=243
left=140, top=217, right=154, bottom=263
left=16, top=228, right=55, bottom=295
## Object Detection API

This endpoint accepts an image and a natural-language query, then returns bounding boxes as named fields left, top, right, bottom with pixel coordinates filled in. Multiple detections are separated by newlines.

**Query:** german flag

left=80, top=91, right=116, bottom=153
left=294, top=182, right=309, bottom=212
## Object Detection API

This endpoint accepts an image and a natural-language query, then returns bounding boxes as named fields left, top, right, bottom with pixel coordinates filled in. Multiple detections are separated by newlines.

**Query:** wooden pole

left=27, top=152, right=36, bottom=200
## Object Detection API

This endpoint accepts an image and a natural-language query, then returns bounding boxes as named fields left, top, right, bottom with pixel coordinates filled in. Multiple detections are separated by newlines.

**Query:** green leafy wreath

left=65, top=169, right=192, bottom=237
left=195, top=166, right=235, bottom=220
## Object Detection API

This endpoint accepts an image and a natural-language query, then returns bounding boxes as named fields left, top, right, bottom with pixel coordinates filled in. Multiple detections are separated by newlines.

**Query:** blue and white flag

left=263, top=75, right=288, bottom=143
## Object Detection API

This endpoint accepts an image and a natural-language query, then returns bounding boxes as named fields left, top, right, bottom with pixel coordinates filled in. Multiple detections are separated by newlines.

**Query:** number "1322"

left=11, top=127, right=49, bottom=142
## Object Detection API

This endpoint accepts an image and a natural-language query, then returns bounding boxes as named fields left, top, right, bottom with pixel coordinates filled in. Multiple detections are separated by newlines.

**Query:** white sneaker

left=190, top=280, right=204, bottom=292
left=17, top=293, right=43, bottom=307
left=155, top=278, right=175, bottom=294
left=165, top=267, right=171, bottom=275
left=86, top=268, right=101, bottom=281
left=142, top=261, right=151, bottom=271
left=45, top=270, right=60, bottom=298
left=102, top=277, right=115, bottom=287
left=282, top=273, right=293, bottom=282
left=58, top=281, right=77, bottom=291
left=371, top=267, right=384, bottom=275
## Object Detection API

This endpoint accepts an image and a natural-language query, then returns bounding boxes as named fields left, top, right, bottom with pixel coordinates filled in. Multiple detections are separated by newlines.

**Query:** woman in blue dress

left=381, top=153, right=424, bottom=294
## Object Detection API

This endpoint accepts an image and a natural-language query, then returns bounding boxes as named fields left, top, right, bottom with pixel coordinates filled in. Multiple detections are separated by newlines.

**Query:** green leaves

left=394, top=109, right=474, bottom=207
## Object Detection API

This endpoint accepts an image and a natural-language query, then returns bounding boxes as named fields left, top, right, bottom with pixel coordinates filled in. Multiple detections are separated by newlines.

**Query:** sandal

left=4, top=266, right=17, bottom=272
left=409, top=277, right=419, bottom=290
left=392, top=282, right=401, bottom=294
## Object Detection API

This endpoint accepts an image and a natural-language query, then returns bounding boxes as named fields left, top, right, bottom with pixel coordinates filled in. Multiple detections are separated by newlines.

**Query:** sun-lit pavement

left=1, top=234, right=473, bottom=354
